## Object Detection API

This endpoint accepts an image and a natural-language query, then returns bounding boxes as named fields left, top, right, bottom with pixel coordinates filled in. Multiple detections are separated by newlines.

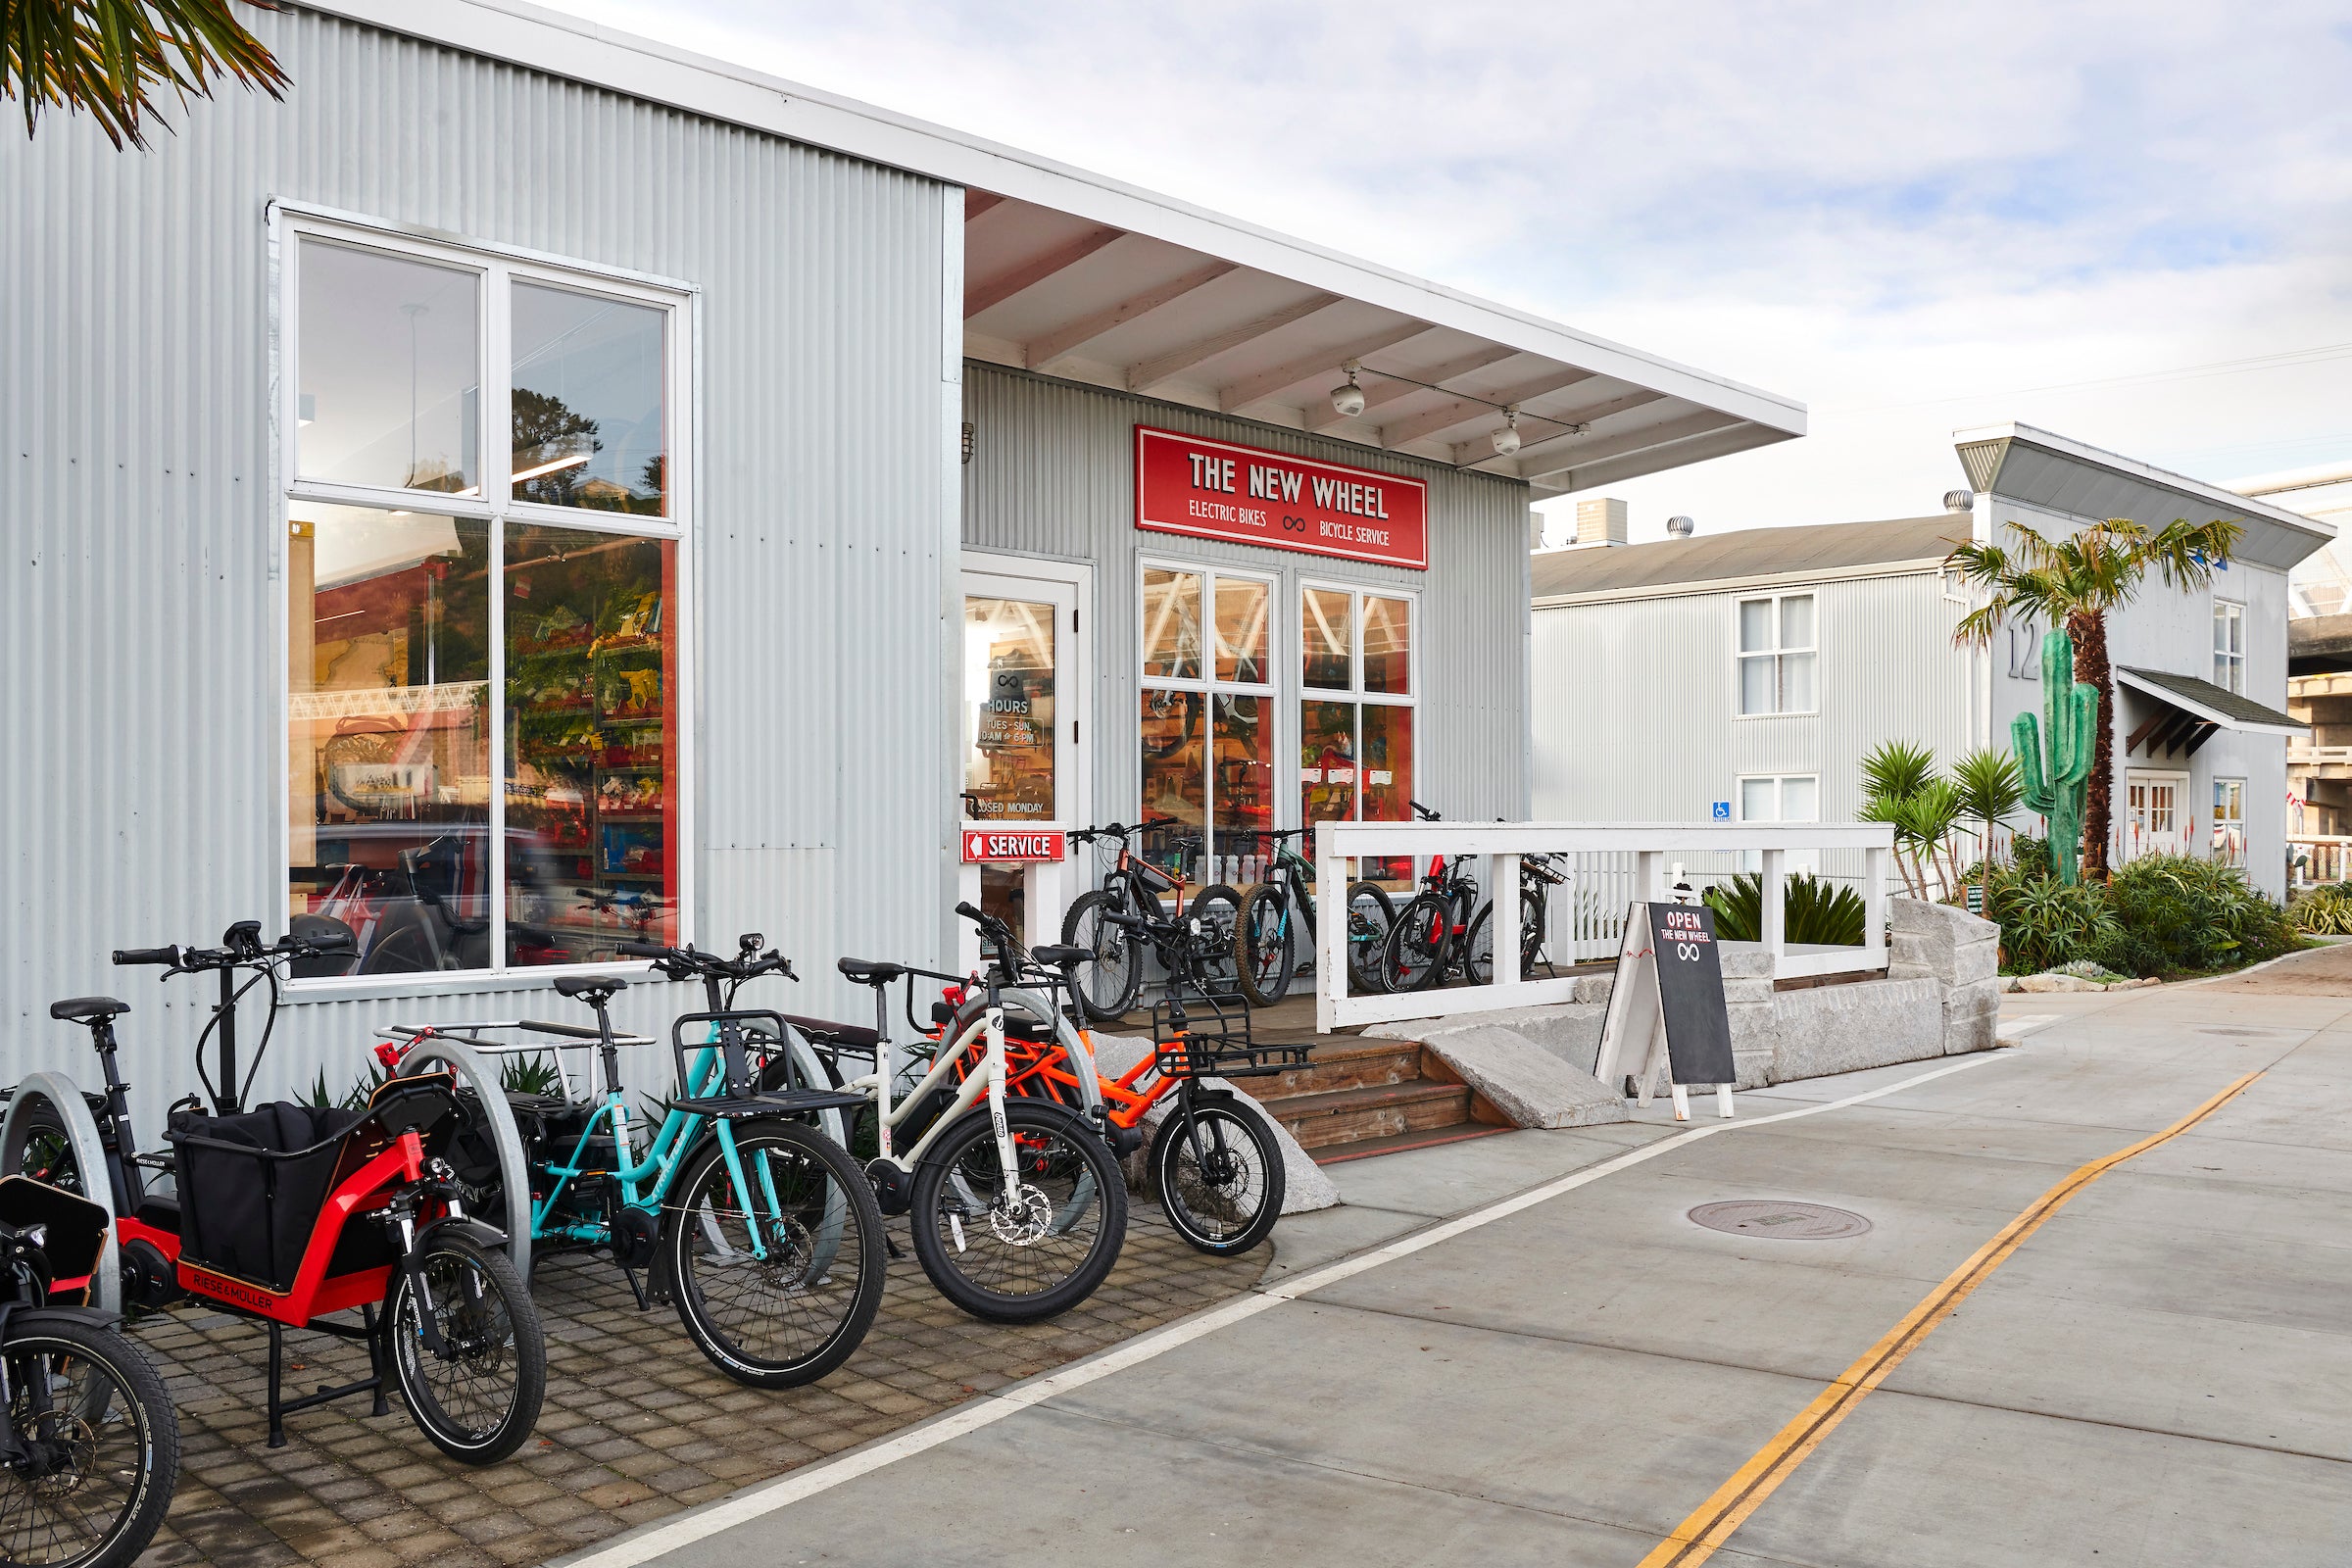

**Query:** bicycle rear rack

left=1149, top=989, right=1308, bottom=1080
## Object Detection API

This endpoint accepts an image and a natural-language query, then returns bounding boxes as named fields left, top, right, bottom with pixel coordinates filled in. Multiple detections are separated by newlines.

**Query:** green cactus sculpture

left=2012, top=628, right=2098, bottom=885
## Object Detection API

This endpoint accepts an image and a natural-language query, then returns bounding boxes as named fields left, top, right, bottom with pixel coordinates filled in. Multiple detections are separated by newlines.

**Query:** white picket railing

left=1312, top=820, right=1898, bottom=1033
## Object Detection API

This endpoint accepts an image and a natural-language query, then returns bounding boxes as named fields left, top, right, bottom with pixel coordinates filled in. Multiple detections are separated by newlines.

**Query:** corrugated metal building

left=0, top=0, right=1800, bottom=1125
left=1530, top=425, right=2330, bottom=896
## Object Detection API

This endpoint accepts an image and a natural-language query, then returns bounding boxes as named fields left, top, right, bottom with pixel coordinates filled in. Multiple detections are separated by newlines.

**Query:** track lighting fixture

left=1491, top=406, right=1522, bottom=457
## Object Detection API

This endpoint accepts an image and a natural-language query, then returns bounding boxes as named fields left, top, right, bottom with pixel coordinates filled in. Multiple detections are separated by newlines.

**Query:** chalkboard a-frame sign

left=1593, top=901, right=1739, bottom=1121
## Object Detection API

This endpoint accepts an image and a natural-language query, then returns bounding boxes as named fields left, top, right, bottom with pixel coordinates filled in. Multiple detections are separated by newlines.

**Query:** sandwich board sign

left=1593, top=901, right=1738, bottom=1120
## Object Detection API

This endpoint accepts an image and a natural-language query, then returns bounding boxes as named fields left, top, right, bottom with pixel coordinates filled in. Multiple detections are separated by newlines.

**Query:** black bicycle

left=1230, top=828, right=1399, bottom=1006
left=1058, top=820, right=1243, bottom=1023
left=1380, top=804, right=1564, bottom=993
left=0, top=1175, right=179, bottom=1568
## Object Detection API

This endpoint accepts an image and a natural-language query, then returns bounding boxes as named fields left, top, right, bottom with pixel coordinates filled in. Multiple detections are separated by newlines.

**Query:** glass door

left=2125, top=770, right=2187, bottom=863
left=960, top=563, right=1086, bottom=969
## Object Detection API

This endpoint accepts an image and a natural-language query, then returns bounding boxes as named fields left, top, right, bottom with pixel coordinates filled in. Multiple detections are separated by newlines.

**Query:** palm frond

left=5, top=0, right=286, bottom=150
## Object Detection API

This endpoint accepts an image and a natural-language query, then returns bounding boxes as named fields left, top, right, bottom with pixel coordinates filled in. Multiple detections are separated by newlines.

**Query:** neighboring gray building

left=0, top=0, right=1798, bottom=1116
left=1531, top=425, right=2329, bottom=896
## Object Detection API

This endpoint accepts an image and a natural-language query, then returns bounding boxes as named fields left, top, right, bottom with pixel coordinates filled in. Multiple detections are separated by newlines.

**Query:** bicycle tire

left=1060, top=890, right=1143, bottom=1022
left=1188, top=883, right=1244, bottom=995
left=385, top=1231, right=545, bottom=1465
left=0, top=1099, right=87, bottom=1200
left=0, top=1320, right=179, bottom=1568
left=908, top=1100, right=1127, bottom=1323
left=664, top=1122, right=885, bottom=1389
left=1463, top=901, right=1496, bottom=986
left=1234, top=885, right=1297, bottom=1007
left=1519, top=887, right=1549, bottom=975
left=1149, top=1092, right=1286, bottom=1256
left=1383, top=894, right=1449, bottom=993
left=1344, top=880, right=1396, bottom=995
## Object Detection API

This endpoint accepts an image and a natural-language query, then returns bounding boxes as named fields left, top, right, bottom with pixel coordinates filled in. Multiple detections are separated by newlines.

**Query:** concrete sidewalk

left=561, top=959, right=2352, bottom=1568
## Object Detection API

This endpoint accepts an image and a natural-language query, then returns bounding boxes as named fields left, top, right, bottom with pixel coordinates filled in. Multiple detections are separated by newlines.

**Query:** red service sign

left=961, top=829, right=1066, bottom=864
left=1135, top=426, right=1428, bottom=570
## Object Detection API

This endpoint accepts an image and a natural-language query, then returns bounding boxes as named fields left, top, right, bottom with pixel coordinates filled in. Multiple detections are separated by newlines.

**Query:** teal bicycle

left=383, top=938, right=885, bottom=1389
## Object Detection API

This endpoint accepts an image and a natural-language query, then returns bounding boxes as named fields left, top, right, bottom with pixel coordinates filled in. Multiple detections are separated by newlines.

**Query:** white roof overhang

left=1956, top=423, right=2336, bottom=572
left=302, top=0, right=1806, bottom=499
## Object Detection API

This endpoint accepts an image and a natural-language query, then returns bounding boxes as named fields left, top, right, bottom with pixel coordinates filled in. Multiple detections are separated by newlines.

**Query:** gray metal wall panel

left=0, top=7, right=951, bottom=1127
left=960, top=366, right=1531, bottom=830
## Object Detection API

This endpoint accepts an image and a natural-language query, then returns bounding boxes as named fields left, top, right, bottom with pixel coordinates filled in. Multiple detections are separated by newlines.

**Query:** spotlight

left=1491, top=407, right=1521, bottom=457
left=1329, top=362, right=1366, bottom=419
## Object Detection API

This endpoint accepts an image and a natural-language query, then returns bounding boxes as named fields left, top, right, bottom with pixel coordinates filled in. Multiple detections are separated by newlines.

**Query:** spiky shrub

left=2292, top=885, right=2352, bottom=936
left=500, top=1054, right=566, bottom=1098
left=1983, top=870, right=2121, bottom=973
left=2096, top=855, right=2296, bottom=975
left=1703, top=872, right=1867, bottom=947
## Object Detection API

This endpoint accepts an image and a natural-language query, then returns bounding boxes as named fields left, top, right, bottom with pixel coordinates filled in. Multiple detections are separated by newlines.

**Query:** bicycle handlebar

left=112, top=946, right=182, bottom=967
left=113, top=931, right=352, bottom=972
left=622, top=934, right=798, bottom=984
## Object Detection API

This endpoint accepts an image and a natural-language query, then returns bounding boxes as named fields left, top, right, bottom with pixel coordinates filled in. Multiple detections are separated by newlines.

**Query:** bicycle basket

left=1149, top=992, right=1309, bottom=1080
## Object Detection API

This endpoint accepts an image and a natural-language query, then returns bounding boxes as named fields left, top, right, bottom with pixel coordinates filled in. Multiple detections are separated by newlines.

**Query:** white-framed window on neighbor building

left=280, top=213, right=691, bottom=982
left=2213, top=601, right=2246, bottom=695
left=1139, top=564, right=1277, bottom=881
left=1738, top=593, right=1817, bottom=715
left=1298, top=584, right=1416, bottom=871
left=1737, top=773, right=1819, bottom=872
left=2213, top=777, right=2246, bottom=867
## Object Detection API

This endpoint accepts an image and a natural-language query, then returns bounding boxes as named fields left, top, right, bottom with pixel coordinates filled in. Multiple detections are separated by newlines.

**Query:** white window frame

left=2213, top=600, right=2246, bottom=696
left=1296, top=577, right=1419, bottom=836
left=1736, top=772, right=1820, bottom=872
left=274, top=206, right=697, bottom=992
left=2212, top=775, right=2246, bottom=864
left=1138, top=560, right=1280, bottom=872
left=1736, top=591, right=1819, bottom=717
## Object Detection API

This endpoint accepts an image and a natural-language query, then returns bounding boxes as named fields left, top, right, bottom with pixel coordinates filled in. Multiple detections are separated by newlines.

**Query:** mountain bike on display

left=1230, top=827, right=1400, bottom=1006
left=1058, top=820, right=1242, bottom=1022
left=1380, top=803, right=1565, bottom=994
left=0, top=923, right=545, bottom=1463
left=0, top=1174, right=179, bottom=1568
left=795, top=905, right=1128, bottom=1323
left=936, top=906, right=1293, bottom=1256
left=377, top=936, right=885, bottom=1390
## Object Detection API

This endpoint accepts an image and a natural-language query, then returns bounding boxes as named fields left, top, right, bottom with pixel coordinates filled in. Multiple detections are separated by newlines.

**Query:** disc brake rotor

left=987, top=1182, right=1056, bottom=1247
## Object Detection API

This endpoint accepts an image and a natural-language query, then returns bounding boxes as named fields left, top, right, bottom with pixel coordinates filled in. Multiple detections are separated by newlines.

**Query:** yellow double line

left=1637, top=1069, right=2263, bottom=1568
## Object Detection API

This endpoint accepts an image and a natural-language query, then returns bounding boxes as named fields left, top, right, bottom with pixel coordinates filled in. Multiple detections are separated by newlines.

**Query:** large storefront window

left=286, top=222, right=685, bottom=977
left=1300, top=587, right=1415, bottom=877
left=1140, top=566, right=1274, bottom=879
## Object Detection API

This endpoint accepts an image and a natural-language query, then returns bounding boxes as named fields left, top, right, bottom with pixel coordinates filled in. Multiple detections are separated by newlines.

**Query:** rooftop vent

left=1943, top=489, right=1975, bottom=513
left=1666, top=514, right=1696, bottom=538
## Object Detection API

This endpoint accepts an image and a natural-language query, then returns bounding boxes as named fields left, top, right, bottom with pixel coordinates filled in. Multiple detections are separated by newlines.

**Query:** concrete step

left=1311, top=1123, right=1515, bottom=1165
left=1250, top=1080, right=1473, bottom=1151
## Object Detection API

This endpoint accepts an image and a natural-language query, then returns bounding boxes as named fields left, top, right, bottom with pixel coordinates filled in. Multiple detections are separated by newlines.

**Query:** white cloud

left=545, top=0, right=2352, bottom=536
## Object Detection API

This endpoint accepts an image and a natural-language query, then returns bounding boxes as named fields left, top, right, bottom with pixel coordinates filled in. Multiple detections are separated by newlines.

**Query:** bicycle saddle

left=1029, top=945, right=1092, bottom=968
left=554, top=975, right=628, bottom=1004
left=836, top=957, right=905, bottom=985
left=50, top=996, right=129, bottom=1023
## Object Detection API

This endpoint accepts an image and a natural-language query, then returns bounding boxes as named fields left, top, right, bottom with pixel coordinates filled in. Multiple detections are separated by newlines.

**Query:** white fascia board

left=1531, top=557, right=1942, bottom=611
left=1957, top=422, right=2337, bottom=544
left=296, top=0, right=1806, bottom=437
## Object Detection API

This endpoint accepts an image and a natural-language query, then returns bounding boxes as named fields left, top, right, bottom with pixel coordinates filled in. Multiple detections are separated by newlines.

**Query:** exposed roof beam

left=965, top=224, right=1123, bottom=317
left=1504, top=390, right=1671, bottom=459
left=1379, top=369, right=1596, bottom=450
left=1126, top=292, right=1343, bottom=394
left=1509, top=408, right=1746, bottom=479
left=2124, top=710, right=2168, bottom=756
left=1308, top=344, right=1522, bottom=433
left=1023, top=260, right=1239, bottom=369
left=1215, top=320, right=1432, bottom=413
left=2182, top=720, right=2222, bottom=757
left=963, top=189, right=1005, bottom=221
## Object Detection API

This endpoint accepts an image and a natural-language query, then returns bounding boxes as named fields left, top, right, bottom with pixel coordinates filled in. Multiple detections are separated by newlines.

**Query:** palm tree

left=5, top=0, right=285, bottom=151
left=1947, top=516, right=2241, bottom=880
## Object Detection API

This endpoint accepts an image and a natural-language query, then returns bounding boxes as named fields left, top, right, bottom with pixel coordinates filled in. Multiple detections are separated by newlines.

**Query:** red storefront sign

left=961, top=829, right=1066, bottom=864
left=1135, top=426, right=1428, bottom=569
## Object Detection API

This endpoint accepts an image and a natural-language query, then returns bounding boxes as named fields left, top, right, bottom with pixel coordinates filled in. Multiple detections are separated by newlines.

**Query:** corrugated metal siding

left=1531, top=570, right=1970, bottom=885
left=960, top=365, right=1532, bottom=829
left=0, top=7, right=952, bottom=1131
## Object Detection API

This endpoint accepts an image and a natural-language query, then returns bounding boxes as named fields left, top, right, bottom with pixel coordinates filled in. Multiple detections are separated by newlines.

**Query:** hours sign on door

left=1135, top=426, right=1429, bottom=569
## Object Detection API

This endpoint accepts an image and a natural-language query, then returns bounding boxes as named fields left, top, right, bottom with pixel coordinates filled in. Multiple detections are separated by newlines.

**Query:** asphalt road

left=555, top=953, right=2352, bottom=1568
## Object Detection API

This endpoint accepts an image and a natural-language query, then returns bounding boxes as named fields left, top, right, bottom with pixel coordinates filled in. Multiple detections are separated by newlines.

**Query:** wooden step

left=1312, top=1123, right=1515, bottom=1165
left=1248, top=1080, right=1472, bottom=1151
left=1239, top=1040, right=1423, bottom=1099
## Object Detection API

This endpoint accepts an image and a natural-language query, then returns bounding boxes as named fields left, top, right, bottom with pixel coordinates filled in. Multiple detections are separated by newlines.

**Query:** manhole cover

left=1687, top=1200, right=1872, bottom=1240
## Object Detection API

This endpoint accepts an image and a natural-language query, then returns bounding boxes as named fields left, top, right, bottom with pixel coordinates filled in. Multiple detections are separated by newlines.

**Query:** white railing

left=1313, top=820, right=1897, bottom=1033
left=2288, top=745, right=2352, bottom=766
left=2290, top=835, right=2352, bottom=886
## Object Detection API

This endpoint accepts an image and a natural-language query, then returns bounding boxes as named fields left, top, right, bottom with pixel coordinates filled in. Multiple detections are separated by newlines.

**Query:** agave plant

left=1703, top=871, right=1867, bottom=947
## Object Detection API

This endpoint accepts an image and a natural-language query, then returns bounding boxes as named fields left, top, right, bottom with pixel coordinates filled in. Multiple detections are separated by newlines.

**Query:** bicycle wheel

left=0, top=1320, right=178, bottom=1568
left=1060, top=890, right=1143, bottom=1022
left=1235, top=885, right=1297, bottom=1007
left=385, top=1231, right=545, bottom=1465
left=664, top=1122, right=885, bottom=1389
left=1149, top=1092, right=1286, bottom=1256
left=0, top=1100, right=87, bottom=1200
left=1189, top=883, right=1243, bottom=996
left=1344, top=881, right=1396, bottom=995
left=1463, top=902, right=1496, bottom=986
left=1519, top=887, right=1549, bottom=975
left=1383, top=894, right=1449, bottom=993
left=909, top=1100, right=1127, bottom=1323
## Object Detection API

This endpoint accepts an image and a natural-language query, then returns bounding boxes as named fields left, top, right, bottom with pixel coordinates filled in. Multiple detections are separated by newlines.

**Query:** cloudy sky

left=552, top=0, right=2352, bottom=541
